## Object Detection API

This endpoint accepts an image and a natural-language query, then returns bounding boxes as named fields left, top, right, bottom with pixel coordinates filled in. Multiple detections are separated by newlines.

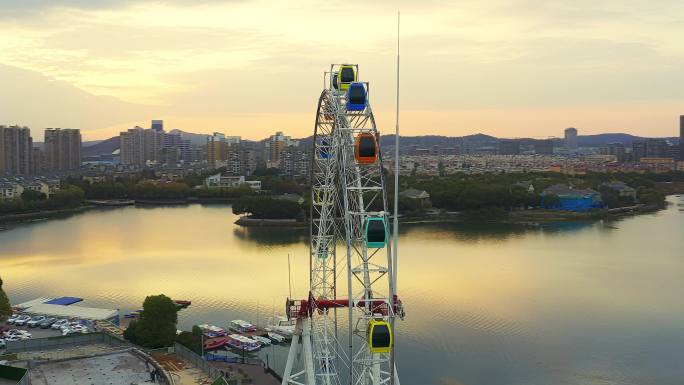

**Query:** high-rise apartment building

left=280, top=146, right=311, bottom=179
left=151, top=120, right=164, bottom=132
left=564, top=127, right=578, bottom=150
left=44, top=128, right=81, bottom=172
left=162, top=132, right=192, bottom=163
left=207, top=132, right=241, bottom=166
left=534, top=139, right=554, bottom=155
left=120, top=126, right=164, bottom=166
left=632, top=138, right=674, bottom=161
left=498, top=140, right=520, bottom=155
left=607, top=142, right=626, bottom=163
left=0, top=125, right=33, bottom=176
left=265, top=131, right=299, bottom=164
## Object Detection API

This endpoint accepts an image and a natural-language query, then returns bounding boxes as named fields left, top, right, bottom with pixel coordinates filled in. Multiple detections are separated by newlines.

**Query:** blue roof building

left=542, top=184, right=603, bottom=212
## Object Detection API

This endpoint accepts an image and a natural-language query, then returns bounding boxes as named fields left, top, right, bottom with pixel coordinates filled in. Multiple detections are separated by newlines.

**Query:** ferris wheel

left=282, top=64, right=404, bottom=385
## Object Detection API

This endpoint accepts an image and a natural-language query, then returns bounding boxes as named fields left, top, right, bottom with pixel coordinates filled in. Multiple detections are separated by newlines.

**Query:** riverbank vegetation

left=399, top=171, right=681, bottom=216
left=2, top=171, right=681, bottom=222
left=0, top=184, right=85, bottom=215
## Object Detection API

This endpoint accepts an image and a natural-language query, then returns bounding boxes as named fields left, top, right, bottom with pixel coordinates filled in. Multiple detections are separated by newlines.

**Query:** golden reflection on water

left=1, top=197, right=683, bottom=385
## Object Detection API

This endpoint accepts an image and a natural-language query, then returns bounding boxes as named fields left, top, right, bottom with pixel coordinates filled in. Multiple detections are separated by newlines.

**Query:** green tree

left=123, top=320, right=138, bottom=343
left=0, top=277, right=12, bottom=322
left=176, top=325, right=204, bottom=355
left=125, top=294, right=178, bottom=348
left=21, top=189, right=46, bottom=202
left=542, top=194, right=561, bottom=209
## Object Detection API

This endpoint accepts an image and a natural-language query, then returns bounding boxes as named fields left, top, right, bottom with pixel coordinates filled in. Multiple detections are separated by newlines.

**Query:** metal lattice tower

left=282, top=65, right=402, bottom=385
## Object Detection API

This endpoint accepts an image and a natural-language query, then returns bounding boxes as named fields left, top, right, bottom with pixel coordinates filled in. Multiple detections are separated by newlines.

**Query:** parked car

left=4, top=335, right=20, bottom=342
left=51, top=319, right=69, bottom=330
left=6, top=329, right=30, bottom=338
left=13, top=315, right=31, bottom=326
left=39, top=317, right=57, bottom=329
left=27, top=316, right=46, bottom=328
left=6, top=314, right=19, bottom=324
left=62, top=324, right=89, bottom=336
left=0, top=338, right=5, bottom=349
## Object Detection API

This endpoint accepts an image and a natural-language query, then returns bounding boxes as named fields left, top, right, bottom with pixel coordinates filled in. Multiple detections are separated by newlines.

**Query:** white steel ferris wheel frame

left=282, top=65, right=402, bottom=385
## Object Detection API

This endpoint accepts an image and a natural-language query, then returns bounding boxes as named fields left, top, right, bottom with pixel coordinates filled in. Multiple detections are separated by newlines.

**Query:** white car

left=6, top=314, right=19, bottom=324
left=13, top=315, right=31, bottom=326
left=6, top=330, right=31, bottom=338
left=27, top=316, right=46, bottom=328
left=51, top=319, right=69, bottom=330
left=3, top=333, right=28, bottom=341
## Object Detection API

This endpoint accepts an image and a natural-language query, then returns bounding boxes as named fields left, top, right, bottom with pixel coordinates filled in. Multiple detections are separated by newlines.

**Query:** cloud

left=0, top=0, right=683, bottom=138
left=0, top=64, right=151, bottom=135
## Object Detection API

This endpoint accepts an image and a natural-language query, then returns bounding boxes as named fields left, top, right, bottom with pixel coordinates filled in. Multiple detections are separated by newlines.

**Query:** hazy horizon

left=1, top=1, right=683, bottom=141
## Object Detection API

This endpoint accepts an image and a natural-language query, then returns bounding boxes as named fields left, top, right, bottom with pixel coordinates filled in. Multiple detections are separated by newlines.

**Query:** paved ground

left=29, top=351, right=155, bottom=385
left=15, top=343, right=120, bottom=361
left=211, top=362, right=279, bottom=385
left=3, top=325, right=62, bottom=339
left=151, top=352, right=213, bottom=385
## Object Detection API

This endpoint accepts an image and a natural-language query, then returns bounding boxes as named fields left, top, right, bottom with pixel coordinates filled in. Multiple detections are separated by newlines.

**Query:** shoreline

left=0, top=197, right=675, bottom=229
left=0, top=205, right=95, bottom=225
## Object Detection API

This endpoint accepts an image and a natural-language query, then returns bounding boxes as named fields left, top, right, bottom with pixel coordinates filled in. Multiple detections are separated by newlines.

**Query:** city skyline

left=1, top=1, right=684, bottom=140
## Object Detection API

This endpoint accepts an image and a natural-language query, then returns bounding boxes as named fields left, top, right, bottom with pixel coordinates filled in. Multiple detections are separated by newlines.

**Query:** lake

left=1, top=196, right=684, bottom=385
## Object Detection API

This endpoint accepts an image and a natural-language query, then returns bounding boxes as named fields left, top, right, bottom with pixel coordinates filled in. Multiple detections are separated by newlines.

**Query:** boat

left=265, top=316, right=294, bottom=338
left=251, top=335, right=271, bottom=346
left=173, top=300, right=192, bottom=308
left=198, top=324, right=228, bottom=338
left=267, top=332, right=285, bottom=344
left=225, top=334, right=261, bottom=352
left=230, top=320, right=257, bottom=333
left=204, top=337, right=228, bottom=351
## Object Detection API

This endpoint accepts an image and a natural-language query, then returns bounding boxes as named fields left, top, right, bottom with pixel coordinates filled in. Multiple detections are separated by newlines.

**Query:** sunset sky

left=1, top=0, right=683, bottom=141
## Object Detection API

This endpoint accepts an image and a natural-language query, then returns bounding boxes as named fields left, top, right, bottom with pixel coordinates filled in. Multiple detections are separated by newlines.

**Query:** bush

left=0, top=277, right=12, bottom=322
left=176, top=326, right=204, bottom=355
left=232, top=196, right=302, bottom=219
left=134, top=182, right=191, bottom=200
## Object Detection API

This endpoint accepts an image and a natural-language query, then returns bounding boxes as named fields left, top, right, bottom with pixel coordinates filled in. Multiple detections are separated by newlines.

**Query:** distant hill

left=577, top=133, right=679, bottom=147
left=169, top=129, right=210, bottom=146
left=34, top=140, right=101, bottom=150
left=73, top=131, right=678, bottom=156
left=82, top=136, right=120, bottom=156
left=378, top=134, right=498, bottom=148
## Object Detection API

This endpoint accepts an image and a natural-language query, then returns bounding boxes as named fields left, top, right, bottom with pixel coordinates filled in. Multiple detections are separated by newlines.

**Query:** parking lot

left=2, top=317, right=85, bottom=352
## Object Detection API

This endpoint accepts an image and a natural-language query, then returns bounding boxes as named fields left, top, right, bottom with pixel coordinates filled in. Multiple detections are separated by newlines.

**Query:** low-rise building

left=0, top=182, right=23, bottom=200
left=542, top=184, right=603, bottom=212
left=601, top=181, right=637, bottom=201
left=204, top=173, right=245, bottom=188
left=244, top=180, right=262, bottom=190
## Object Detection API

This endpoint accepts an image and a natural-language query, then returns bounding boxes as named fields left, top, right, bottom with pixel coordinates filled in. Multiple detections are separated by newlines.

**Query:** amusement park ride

left=281, top=63, right=404, bottom=385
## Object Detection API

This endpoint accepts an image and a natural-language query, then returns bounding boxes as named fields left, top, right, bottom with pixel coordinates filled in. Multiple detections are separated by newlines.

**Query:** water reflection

left=0, top=198, right=682, bottom=385
left=232, top=226, right=307, bottom=245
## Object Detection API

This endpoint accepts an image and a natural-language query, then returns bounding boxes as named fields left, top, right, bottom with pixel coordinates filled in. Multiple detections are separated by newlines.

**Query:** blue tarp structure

left=44, top=297, right=83, bottom=306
